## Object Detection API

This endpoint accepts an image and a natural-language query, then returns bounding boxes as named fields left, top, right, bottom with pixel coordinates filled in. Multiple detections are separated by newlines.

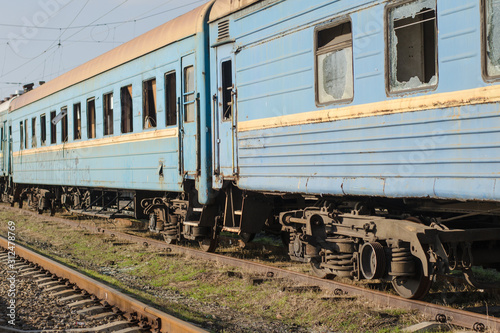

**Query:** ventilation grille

left=218, top=20, right=230, bottom=41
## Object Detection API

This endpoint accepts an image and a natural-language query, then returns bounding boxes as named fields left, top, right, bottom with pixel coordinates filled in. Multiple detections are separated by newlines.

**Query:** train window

left=221, top=60, right=233, bottom=121
left=19, top=122, right=23, bottom=150
left=1, top=127, right=3, bottom=150
left=143, top=79, right=157, bottom=129
left=484, top=0, right=500, bottom=78
left=61, top=107, right=68, bottom=143
left=165, top=72, right=177, bottom=126
left=40, top=114, right=46, bottom=146
left=74, top=103, right=81, bottom=140
left=50, top=111, right=57, bottom=144
left=103, top=93, right=114, bottom=136
left=184, top=66, right=195, bottom=123
left=387, top=0, right=437, bottom=93
left=316, top=20, right=353, bottom=105
left=31, top=117, right=37, bottom=148
left=24, top=119, right=28, bottom=149
left=87, top=98, right=96, bottom=139
left=121, top=85, right=133, bottom=133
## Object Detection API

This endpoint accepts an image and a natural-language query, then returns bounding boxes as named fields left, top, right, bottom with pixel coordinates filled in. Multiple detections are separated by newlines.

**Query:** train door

left=180, top=54, right=198, bottom=177
left=214, top=43, right=237, bottom=178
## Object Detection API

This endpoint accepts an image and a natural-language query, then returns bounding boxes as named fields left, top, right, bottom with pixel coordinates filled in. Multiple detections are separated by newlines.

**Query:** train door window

left=40, top=114, right=46, bottom=146
left=387, top=0, right=437, bottom=93
left=484, top=0, right=500, bottom=78
left=165, top=72, right=177, bottom=126
left=61, top=107, right=68, bottom=143
left=221, top=60, right=233, bottom=120
left=316, top=20, right=354, bottom=105
left=24, top=119, right=28, bottom=149
left=1, top=126, right=3, bottom=150
left=31, top=117, right=36, bottom=148
left=103, top=93, right=114, bottom=136
left=87, top=98, right=96, bottom=139
left=50, top=111, right=57, bottom=144
left=184, top=66, right=195, bottom=123
left=19, top=122, right=23, bottom=150
left=143, top=78, right=157, bottom=129
left=121, top=85, right=133, bottom=133
left=73, top=103, right=81, bottom=140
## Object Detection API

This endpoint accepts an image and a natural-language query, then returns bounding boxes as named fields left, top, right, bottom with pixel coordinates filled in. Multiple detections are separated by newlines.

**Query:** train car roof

left=209, top=0, right=262, bottom=22
left=11, top=1, right=214, bottom=112
left=0, top=97, right=17, bottom=115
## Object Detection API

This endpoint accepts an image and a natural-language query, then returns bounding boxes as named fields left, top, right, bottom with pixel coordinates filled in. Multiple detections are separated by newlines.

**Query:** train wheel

left=310, top=257, right=334, bottom=279
left=199, top=235, right=218, bottom=253
left=391, top=261, right=432, bottom=299
left=239, top=232, right=255, bottom=244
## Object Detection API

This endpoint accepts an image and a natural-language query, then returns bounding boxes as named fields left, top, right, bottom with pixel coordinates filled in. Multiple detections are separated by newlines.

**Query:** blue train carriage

left=7, top=2, right=220, bottom=250
left=0, top=94, right=20, bottom=198
left=209, top=0, right=500, bottom=298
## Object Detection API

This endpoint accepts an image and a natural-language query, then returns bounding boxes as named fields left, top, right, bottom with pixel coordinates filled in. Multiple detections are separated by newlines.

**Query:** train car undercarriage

left=6, top=182, right=500, bottom=299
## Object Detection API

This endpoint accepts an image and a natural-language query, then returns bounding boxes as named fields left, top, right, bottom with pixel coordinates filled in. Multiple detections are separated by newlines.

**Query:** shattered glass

left=388, top=0, right=437, bottom=92
left=317, top=47, right=354, bottom=104
left=486, top=0, right=500, bottom=76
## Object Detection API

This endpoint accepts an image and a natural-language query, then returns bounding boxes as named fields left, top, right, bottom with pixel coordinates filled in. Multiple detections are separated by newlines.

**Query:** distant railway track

left=3, top=205, right=500, bottom=332
left=0, top=232, right=207, bottom=333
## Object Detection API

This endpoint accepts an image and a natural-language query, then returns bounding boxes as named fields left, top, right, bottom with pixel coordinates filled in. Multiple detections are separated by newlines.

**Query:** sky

left=0, top=0, right=211, bottom=99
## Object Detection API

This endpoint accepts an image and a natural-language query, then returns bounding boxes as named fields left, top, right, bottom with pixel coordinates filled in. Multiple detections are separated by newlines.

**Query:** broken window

left=121, top=85, right=133, bottom=134
left=143, top=79, right=157, bottom=129
left=61, top=107, right=68, bottom=143
left=165, top=72, right=177, bottom=126
left=50, top=111, right=57, bottom=144
left=103, top=93, right=114, bottom=136
left=19, top=121, right=23, bottom=150
left=87, top=98, right=96, bottom=139
left=485, top=0, right=500, bottom=77
left=31, top=117, right=36, bottom=148
left=221, top=61, right=233, bottom=120
left=40, top=114, right=46, bottom=146
left=74, top=103, right=81, bottom=140
left=184, top=66, right=195, bottom=123
left=316, top=20, right=354, bottom=104
left=388, top=0, right=438, bottom=92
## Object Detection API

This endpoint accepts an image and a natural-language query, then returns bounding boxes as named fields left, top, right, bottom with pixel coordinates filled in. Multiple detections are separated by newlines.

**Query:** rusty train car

left=2, top=0, right=500, bottom=299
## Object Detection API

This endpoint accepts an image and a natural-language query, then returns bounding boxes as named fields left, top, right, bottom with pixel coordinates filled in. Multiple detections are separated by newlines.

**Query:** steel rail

left=3, top=205, right=500, bottom=332
left=0, top=234, right=208, bottom=333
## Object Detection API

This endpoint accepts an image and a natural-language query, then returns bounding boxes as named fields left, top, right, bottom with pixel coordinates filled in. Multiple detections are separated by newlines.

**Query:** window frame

left=314, top=17, right=354, bottom=107
left=50, top=111, right=57, bottom=144
left=120, top=85, right=134, bottom=134
left=142, top=78, right=157, bottom=129
left=73, top=103, right=82, bottom=140
left=31, top=117, right=37, bottom=148
left=164, top=71, right=177, bottom=127
left=87, top=97, right=96, bottom=139
left=183, top=66, right=196, bottom=123
left=40, top=114, right=46, bottom=146
left=19, top=121, right=24, bottom=150
left=61, top=106, right=68, bottom=143
left=103, top=92, right=114, bottom=136
left=482, top=0, right=500, bottom=81
left=384, top=0, right=439, bottom=95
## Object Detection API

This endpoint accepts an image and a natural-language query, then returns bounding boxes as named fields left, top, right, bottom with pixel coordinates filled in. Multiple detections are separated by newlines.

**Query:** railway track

left=3, top=205, right=500, bottom=332
left=0, top=233, right=208, bottom=333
